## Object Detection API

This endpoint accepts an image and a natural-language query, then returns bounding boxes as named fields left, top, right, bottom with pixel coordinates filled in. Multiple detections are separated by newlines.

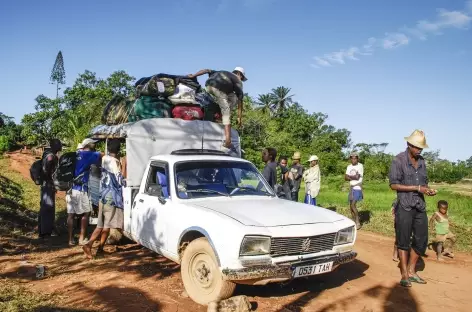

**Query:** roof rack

left=171, top=149, right=230, bottom=156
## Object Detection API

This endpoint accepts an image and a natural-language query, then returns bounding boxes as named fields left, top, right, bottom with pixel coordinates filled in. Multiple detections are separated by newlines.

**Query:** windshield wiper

left=186, top=189, right=230, bottom=197
left=230, top=186, right=273, bottom=196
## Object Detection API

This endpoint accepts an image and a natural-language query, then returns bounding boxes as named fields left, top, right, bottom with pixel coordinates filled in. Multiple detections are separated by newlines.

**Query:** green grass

left=0, top=279, right=58, bottom=312
left=301, top=179, right=472, bottom=252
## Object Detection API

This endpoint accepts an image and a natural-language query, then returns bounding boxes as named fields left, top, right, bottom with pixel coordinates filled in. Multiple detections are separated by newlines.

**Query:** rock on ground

left=207, top=295, right=252, bottom=312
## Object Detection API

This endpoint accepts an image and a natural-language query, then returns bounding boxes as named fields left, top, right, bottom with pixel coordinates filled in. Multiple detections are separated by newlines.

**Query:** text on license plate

left=293, top=261, right=333, bottom=278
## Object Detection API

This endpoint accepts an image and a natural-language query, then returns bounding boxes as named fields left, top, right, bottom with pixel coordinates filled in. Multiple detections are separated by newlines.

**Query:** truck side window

left=145, top=165, right=169, bottom=198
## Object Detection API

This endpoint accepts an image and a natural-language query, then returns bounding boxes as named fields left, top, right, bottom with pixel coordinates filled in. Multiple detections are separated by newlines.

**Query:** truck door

left=131, top=162, right=170, bottom=253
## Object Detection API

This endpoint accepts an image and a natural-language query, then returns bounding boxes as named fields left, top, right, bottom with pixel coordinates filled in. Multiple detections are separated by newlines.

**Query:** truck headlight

left=239, top=236, right=271, bottom=256
left=334, top=226, right=355, bottom=245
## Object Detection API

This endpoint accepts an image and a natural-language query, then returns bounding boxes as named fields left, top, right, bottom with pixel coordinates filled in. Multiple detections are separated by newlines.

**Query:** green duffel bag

left=128, top=96, right=172, bottom=122
left=139, top=76, right=175, bottom=98
left=102, top=94, right=133, bottom=125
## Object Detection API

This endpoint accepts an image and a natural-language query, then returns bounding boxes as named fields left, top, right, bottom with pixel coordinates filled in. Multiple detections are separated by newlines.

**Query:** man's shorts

left=206, top=86, right=238, bottom=126
left=96, top=202, right=124, bottom=230
left=348, top=189, right=363, bottom=202
left=66, top=189, right=92, bottom=214
left=395, top=207, right=428, bottom=255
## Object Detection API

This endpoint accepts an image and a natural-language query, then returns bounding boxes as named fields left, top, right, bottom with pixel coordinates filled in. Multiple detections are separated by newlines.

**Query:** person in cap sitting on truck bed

left=188, top=67, right=247, bottom=149
left=83, top=139, right=125, bottom=259
left=67, top=138, right=103, bottom=247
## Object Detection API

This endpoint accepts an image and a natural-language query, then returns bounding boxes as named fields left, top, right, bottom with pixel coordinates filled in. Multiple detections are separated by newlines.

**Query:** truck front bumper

left=222, top=250, right=357, bottom=283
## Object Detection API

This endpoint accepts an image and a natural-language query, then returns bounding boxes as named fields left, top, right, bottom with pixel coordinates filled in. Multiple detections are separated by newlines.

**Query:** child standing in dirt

left=429, top=200, right=455, bottom=261
left=392, top=197, right=399, bottom=262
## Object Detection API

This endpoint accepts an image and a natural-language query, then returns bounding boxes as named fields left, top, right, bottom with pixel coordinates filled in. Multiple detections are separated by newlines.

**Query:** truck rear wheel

left=181, top=237, right=235, bottom=305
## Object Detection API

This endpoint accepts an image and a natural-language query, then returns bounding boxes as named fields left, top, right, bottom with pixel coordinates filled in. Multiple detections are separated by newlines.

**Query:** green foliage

left=0, top=279, right=57, bottom=312
left=0, top=135, right=9, bottom=153
left=50, top=51, right=66, bottom=85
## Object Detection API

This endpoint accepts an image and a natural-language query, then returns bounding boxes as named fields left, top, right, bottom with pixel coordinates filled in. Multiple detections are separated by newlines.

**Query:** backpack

left=30, top=152, right=53, bottom=185
left=52, top=152, right=81, bottom=191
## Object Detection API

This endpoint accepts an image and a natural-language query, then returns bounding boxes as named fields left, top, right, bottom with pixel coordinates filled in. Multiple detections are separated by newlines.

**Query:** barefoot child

left=392, top=198, right=399, bottom=261
left=429, top=200, right=455, bottom=261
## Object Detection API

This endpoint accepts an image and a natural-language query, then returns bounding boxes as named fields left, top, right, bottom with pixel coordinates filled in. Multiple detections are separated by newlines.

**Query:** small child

left=429, top=200, right=455, bottom=261
left=391, top=198, right=399, bottom=262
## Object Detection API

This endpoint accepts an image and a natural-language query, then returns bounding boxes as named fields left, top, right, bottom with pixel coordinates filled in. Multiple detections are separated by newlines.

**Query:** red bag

left=172, top=105, right=204, bottom=121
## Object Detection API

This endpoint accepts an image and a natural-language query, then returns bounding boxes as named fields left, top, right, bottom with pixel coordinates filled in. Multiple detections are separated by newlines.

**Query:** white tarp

left=90, top=119, right=240, bottom=186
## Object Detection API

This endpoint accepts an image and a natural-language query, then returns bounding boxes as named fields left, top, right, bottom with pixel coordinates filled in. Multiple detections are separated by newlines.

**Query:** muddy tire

left=181, top=237, right=236, bottom=305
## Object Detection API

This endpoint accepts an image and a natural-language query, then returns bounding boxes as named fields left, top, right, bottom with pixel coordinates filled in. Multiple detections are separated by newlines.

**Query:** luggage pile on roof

left=102, top=73, right=222, bottom=126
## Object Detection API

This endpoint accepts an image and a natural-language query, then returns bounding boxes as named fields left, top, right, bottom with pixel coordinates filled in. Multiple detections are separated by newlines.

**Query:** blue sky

left=1, top=0, right=471, bottom=161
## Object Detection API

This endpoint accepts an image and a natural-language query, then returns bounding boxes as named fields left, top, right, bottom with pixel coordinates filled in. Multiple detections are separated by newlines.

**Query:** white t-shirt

left=346, top=163, right=364, bottom=190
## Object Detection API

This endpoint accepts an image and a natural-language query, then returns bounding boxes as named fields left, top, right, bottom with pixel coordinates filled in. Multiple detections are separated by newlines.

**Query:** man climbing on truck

left=188, top=66, right=247, bottom=150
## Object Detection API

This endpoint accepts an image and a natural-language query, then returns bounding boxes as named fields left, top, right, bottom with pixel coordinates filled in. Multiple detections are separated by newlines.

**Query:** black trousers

left=395, top=207, right=428, bottom=255
left=291, top=191, right=299, bottom=202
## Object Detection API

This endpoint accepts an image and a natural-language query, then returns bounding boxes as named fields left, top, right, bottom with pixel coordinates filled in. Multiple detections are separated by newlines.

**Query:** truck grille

left=270, top=233, right=336, bottom=257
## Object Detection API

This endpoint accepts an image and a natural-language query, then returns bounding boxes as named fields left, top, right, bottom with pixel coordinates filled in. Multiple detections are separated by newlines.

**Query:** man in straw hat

left=389, top=129, right=437, bottom=288
left=303, top=155, right=321, bottom=206
left=345, top=152, right=364, bottom=230
left=289, top=152, right=304, bottom=202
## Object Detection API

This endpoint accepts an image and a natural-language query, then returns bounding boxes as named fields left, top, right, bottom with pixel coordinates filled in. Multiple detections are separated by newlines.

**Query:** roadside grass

left=302, top=179, right=472, bottom=252
left=0, top=157, right=66, bottom=236
left=0, top=279, right=58, bottom=312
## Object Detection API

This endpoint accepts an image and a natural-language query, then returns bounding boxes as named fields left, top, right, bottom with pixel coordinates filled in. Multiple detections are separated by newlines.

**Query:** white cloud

left=311, top=1, right=472, bottom=68
left=382, top=32, right=410, bottom=49
left=313, top=57, right=332, bottom=67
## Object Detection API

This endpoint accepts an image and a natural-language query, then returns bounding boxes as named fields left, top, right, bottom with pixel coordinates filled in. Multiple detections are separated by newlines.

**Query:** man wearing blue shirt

left=66, top=138, right=102, bottom=246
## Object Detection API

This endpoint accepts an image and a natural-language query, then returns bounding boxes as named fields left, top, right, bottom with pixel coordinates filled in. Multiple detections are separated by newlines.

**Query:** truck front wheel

left=181, top=237, right=236, bottom=305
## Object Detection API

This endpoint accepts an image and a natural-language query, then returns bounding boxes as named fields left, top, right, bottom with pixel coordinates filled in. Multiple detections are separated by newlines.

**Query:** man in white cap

left=389, top=129, right=437, bottom=288
left=188, top=67, right=247, bottom=149
left=345, top=152, right=364, bottom=229
left=303, top=155, right=321, bottom=206
left=67, top=138, right=103, bottom=246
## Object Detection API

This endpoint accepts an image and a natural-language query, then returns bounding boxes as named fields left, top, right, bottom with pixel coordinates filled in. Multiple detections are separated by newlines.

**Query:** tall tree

left=50, top=51, right=66, bottom=98
left=255, top=94, right=274, bottom=114
left=270, top=86, right=294, bottom=113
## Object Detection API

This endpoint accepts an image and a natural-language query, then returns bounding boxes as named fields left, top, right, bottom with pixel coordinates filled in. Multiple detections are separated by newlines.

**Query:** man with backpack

left=67, top=138, right=102, bottom=246
left=38, top=139, right=62, bottom=238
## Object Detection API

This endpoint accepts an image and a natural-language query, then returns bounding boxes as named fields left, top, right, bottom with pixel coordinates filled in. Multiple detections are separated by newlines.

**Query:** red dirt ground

left=1, top=152, right=471, bottom=311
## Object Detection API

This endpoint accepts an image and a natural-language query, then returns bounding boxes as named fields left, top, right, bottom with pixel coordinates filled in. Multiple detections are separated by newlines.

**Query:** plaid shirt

left=388, top=150, right=428, bottom=212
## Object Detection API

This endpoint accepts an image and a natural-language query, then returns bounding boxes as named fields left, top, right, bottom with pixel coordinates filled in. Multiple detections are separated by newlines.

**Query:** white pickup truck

left=89, top=119, right=357, bottom=305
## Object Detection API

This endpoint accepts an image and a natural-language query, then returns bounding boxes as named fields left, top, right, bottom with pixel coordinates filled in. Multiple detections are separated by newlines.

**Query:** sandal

left=409, top=275, right=427, bottom=284
left=400, top=279, right=412, bottom=287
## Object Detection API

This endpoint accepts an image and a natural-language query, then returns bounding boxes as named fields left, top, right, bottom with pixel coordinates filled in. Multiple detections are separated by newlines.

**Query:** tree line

left=1, top=69, right=471, bottom=183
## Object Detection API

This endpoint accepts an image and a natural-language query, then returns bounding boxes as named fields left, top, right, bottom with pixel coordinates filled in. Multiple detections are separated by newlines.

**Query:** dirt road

left=1, top=152, right=472, bottom=311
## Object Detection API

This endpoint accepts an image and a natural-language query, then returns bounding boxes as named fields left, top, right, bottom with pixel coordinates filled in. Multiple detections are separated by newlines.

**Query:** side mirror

left=148, top=184, right=162, bottom=197
left=147, top=184, right=167, bottom=205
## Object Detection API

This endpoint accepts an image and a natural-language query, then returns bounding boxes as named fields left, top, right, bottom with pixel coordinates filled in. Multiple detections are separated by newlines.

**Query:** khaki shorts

left=206, top=86, right=238, bottom=125
left=66, top=189, right=92, bottom=214
left=96, top=202, right=124, bottom=230
left=434, top=232, right=455, bottom=243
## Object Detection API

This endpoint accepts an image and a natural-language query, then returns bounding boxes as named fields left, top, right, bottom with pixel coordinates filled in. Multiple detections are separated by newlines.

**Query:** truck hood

left=189, top=197, right=345, bottom=227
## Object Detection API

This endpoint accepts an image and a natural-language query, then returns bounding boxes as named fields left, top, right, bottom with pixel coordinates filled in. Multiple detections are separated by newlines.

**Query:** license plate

left=293, top=261, right=333, bottom=278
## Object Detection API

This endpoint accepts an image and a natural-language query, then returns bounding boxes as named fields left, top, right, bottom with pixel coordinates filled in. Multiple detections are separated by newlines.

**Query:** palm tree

left=271, top=86, right=294, bottom=113
left=255, top=94, right=274, bottom=114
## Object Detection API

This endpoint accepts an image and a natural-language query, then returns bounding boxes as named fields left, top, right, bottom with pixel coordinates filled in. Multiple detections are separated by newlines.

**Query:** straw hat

left=308, top=155, right=319, bottom=162
left=404, top=129, right=429, bottom=149
left=292, top=151, right=301, bottom=160
left=350, top=152, right=359, bottom=158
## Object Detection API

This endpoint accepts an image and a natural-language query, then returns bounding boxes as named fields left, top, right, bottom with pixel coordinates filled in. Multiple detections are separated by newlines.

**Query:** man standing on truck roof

left=67, top=138, right=103, bottom=247
left=188, top=67, right=247, bottom=150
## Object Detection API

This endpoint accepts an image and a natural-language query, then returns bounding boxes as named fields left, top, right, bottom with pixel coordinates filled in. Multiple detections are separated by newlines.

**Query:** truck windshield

left=174, top=160, right=274, bottom=199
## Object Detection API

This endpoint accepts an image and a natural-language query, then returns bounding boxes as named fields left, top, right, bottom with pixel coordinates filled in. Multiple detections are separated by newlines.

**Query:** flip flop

left=409, top=275, right=427, bottom=284
left=400, top=279, right=412, bottom=287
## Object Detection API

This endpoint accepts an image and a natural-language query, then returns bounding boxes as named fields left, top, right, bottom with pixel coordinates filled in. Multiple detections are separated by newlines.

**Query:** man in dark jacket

left=188, top=67, right=247, bottom=150
left=39, top=139, right=62, bottom=238
left=289, top=152, right=304, bottom=201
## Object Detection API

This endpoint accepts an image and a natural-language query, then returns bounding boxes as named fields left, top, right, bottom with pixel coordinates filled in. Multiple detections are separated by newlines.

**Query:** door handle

left=139, top=199, right=144, bottom=203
